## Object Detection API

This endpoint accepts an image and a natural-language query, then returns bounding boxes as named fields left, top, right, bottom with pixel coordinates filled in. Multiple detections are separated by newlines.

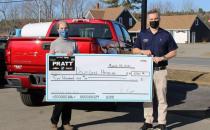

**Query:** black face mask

left=150, top=21, right=159, bottom=29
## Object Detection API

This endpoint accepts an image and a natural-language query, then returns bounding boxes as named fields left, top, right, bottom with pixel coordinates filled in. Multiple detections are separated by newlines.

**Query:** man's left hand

left=67, top=51, right=73, bottom=56
left=153, top=57, right=164, bottom=64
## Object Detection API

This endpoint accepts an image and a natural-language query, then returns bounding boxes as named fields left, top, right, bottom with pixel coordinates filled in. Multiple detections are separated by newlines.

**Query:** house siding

left=172, top=30, right=189, bottom=44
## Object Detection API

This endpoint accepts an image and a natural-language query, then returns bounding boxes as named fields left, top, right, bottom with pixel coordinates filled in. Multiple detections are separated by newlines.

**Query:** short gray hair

left=148, top=9, right=160, bottom=18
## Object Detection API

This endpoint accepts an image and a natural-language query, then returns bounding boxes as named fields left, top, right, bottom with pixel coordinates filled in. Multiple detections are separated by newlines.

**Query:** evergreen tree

left=100, top=0, right=119, bottom=7
left=100, top=0, right=142, bottom=10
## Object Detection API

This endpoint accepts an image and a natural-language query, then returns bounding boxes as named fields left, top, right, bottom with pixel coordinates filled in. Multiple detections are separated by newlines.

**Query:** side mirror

left=125, top=40, right=133, bottom=48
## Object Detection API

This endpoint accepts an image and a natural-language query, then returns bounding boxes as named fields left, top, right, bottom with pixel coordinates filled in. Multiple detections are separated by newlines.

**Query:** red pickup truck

left=5, top=19, right=132, bottom=106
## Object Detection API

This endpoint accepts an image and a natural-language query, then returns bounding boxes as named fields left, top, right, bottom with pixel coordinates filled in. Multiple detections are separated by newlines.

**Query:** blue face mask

left=59, top=29, right=68, bottom=39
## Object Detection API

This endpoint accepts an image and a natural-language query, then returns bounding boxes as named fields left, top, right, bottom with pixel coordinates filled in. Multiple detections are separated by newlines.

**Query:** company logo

left=49, top=56, right=75, bottom=71
left=143, top=39, right=149, bottom=43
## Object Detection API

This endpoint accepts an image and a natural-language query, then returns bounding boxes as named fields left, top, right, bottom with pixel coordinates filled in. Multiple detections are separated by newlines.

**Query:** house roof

left=89, top=7, right=126, bottom=20
left=89, top=10, right=105, bottom=19
left=88, top=7, right=200, bottom=33
left=128, top=21, right=141, bottom=32
left=103, top=7, right=125, bottom=20
left=129, top=15, right=198, bottom=32
left=160, top=15, right=197, bottom=30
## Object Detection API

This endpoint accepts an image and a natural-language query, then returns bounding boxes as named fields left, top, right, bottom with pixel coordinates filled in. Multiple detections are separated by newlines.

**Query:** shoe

left=139, top=123, right=153, bottom=130
left=63, top=124, right=74, bottom=130
left=50, top=124, right=57, bottom=130
left=155, top=124, right=167, bottom=130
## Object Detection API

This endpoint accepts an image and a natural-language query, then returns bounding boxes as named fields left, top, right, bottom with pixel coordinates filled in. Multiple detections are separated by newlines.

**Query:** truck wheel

left=20, top=91, right=44, bottom=106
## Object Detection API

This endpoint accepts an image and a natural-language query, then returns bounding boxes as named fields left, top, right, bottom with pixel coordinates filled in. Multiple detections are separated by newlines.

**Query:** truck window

left=121, top=27, right=132, bottom=43
left=113, top=24, right=124, bottom=42
left=49, top=23, right=59, bottom=37
left=69, top=24, right=112, bottom=39
left=49, top=23, right=112, bottom=39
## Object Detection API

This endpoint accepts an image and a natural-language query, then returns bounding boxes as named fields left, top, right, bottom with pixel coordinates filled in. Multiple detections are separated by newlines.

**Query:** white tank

left=21, top=22, right=52, bottom=37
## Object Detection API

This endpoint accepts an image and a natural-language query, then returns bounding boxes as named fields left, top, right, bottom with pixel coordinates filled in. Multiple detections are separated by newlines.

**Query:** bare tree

left=72, top=0, right=93, bottom=18
left=162, top=1, right=174, bottom=14
left=60, top=0, right=93, bottom=19
left=22, top=1, right=37, bottom=19
left=149, top=0, right=174, bottom=14
left=149, top=1, right=162, bottom=11
left=74, top=0, right=86, bottom=18
left=64, top=0, right=74, bottom=18
left=181, top=0, right=195, bottom=13
left=42, top=0, right=54, bottom=20
left=60, top=0, right=65, bottom=18
left=0, top=3, right=7, bottom=20
left=8, top=4, right=20, bottom=20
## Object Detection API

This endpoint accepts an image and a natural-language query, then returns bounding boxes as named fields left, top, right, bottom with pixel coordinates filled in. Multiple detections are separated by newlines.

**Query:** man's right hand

left=49, top=50, right=56, bottom=54
left=141, top=50, right=152, bottom=56
left=132, top=48, right=152, bottom=56
left=67, top=51, right=73, bottom=56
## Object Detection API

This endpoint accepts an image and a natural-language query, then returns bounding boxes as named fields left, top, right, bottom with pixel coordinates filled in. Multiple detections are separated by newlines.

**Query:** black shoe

left=155, top=124, right=167, bottom=130
left=139, top=123, right=153, bottom=130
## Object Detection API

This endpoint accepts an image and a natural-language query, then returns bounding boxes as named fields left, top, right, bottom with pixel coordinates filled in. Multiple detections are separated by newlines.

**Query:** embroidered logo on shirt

left=143, top=39, right=149, bottom=43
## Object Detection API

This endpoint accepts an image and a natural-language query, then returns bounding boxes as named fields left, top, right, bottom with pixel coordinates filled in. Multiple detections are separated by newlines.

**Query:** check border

left=46, top=54, right=153, bottom=102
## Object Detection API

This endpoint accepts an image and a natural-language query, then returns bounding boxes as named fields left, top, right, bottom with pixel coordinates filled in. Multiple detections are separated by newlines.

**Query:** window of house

left=176, top=30, right=185, bottom=33
left=196, top=19, right=199, bottom=26
left=129, top=18, right=133, bottom=26
left=119, top=17, right=123, bottom=24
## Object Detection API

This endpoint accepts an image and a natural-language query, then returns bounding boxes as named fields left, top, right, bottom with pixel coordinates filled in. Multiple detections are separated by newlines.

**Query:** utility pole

left=141, top=0, right=147, bottom=31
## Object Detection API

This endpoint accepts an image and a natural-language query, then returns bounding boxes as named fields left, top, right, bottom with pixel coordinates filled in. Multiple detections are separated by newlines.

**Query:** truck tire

left=20, top=91, right=44, bottom=106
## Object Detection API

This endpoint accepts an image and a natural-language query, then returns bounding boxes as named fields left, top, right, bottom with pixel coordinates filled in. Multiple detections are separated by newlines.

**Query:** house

left=130, top=15, right=210, bottom=43
left=86, top=5, right=210, bottom=43
left=85, top=5, right=138, bottom=31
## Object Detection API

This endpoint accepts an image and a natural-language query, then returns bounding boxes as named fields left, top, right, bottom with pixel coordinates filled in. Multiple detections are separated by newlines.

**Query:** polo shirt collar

left=147, top=27, right=163, bottom=35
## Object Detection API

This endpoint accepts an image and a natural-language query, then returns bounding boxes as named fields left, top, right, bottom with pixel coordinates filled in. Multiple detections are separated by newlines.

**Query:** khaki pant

left=144, top=69, right=168, bottom=124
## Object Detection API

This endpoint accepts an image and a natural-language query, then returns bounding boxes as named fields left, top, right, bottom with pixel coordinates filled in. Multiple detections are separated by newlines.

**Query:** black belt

left=153, top=66, right=166, bottom=71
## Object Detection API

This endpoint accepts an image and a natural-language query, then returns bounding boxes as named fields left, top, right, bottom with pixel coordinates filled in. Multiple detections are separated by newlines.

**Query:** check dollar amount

left=46, top=54, right=153, bottom=102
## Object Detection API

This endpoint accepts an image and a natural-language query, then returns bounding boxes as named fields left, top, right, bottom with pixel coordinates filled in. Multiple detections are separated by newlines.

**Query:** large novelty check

left=46, top=54, right=153, bottom=102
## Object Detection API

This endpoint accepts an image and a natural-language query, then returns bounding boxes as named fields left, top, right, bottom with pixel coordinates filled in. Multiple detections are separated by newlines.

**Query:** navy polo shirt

left=133, top=28, right=178, bottom=67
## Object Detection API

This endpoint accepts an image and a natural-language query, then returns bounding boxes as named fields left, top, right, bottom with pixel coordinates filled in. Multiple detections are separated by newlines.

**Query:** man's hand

left=141, top=50, right=152, bottom=56
left=49, top=50, right=56, bottom=54
left=132, top=48, right=152, bottom=56
left=153, top=57, right=164, bottom=64
left=67, top=51, right=73, bottom=56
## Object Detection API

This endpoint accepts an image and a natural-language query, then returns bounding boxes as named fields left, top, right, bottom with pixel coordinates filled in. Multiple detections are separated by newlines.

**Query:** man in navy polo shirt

left=133, top=9, right=178, bottom=130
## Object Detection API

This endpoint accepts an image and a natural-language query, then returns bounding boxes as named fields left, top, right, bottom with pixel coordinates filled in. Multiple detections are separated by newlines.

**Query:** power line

left=0, top=0, right=34, bottom=4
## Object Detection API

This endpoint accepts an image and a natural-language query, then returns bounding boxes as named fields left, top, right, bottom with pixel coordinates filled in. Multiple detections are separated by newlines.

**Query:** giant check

left=46, top=54, right=153, bottom=102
